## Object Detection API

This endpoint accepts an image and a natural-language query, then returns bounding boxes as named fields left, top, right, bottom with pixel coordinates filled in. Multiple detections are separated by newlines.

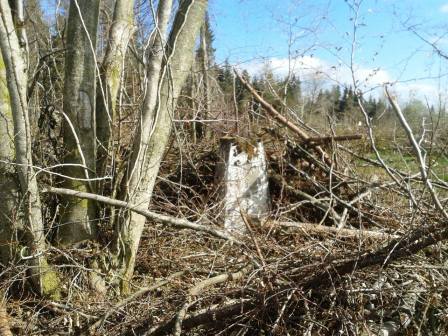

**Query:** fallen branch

left=304, top=134, right=362, bottom=145
left=234, top=70, right=331, bottom=163
left=272, top=174, right=342, bottom=222
left=148, top=266, right=253, bottom=336
left=301, top=222, right=448, bottom=292
left=290, top=166, right=383, bottom=228
left=42, top=187, right=241, bottom=244
left=127, top=300, right=255, bottom=336
left=42, top=301, right=98, bottom=320
left=277, top=222, right=399, bottom=240
left=363, top=279, right=420, bottom=336
left=125, top=220, right=448, bottom=335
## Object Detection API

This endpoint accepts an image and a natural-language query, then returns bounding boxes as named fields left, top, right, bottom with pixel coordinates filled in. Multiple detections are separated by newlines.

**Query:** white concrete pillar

left=217, top=137, right=269, bottom=233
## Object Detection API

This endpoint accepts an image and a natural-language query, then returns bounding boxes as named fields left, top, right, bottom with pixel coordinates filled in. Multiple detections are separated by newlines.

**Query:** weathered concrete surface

left=217, top=138, right=269, bottom=233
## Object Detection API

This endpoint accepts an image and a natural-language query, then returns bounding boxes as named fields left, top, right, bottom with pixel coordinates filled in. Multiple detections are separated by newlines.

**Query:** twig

left=271, top=174, right=342, bottom=222
left=129, top=221, right=448, bottom=335
left=241, top=212, right=266, bottom=267
left=272, top=289, right=296, bottom=334
left=89, top=271, right=184, bottom=333
left=58, top=111, right=94, bottom=192
left=172, top=266, right=252, bottom=336
left=132, top=300, right=255, bottom=336
left=43, top=301, right=97, bottom=320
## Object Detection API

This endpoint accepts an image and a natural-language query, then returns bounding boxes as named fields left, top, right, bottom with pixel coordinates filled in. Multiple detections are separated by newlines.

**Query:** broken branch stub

left=216, top=137, right=270, bottom=234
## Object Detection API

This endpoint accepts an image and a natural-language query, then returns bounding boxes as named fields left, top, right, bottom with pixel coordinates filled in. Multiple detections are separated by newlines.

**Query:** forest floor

left=3, top=124, right=448, bottom=335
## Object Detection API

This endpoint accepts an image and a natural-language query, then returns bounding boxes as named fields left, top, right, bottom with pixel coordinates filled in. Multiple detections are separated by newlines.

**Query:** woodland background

left=1, top=0, right=448, bottom=335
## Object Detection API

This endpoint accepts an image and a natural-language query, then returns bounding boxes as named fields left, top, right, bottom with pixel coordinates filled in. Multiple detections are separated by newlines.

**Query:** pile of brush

left=2, top=74, right=448, bottom=336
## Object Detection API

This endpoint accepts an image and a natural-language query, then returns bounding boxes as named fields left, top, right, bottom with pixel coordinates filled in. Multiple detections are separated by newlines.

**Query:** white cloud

left=238, top=56, right=442, bottom=104
left=392, top=82, right=441, bottom=104
left=240, top=56, right=391, bottom=91
left=242, top=56, right=326, bottom=79
left=440, top=3, right=448, bottom=13
left=243, top=56, right=322, bottom=76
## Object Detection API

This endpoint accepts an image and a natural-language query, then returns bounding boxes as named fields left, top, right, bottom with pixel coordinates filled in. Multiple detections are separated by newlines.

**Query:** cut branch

left=277, top=222, right=399, bottom=240
left=304, top=134, right=362, bottom=145
left=234, top=69, right=331, bottom=163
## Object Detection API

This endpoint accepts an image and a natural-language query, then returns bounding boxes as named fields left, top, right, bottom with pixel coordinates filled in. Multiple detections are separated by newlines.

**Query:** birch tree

left=117, top=0, right=208, bottom=290
left=0, top=0, right=59, bottom=297
left=58, top=0, right=101, bottom=245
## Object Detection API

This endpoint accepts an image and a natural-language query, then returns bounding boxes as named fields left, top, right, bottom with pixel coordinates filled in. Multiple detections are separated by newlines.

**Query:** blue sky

left=38, top=0, right=448, bottom=102
left=209, top=0, right=448, bottom=101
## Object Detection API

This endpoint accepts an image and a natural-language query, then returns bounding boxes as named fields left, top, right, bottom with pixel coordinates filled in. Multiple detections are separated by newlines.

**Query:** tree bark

left=0, top=53, right=21, bottom=265
left=117, top=0, right=208, bottom=292
left=122, top=0, right=173, bottom=201
left=0, top=0, right=59, bottom=298
left=58, top=0, right=101, bottom=245
left=96, top=0, right=135, bottom=182
left=199, top=20, right=211, bottom=139
left=115, top=0, right=173, bottom=290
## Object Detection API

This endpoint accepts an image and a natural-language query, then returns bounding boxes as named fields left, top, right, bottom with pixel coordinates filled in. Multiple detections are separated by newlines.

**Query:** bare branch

left=385, top=86, right=448, bottom=219
left=42, top=187, right=241, bottom=244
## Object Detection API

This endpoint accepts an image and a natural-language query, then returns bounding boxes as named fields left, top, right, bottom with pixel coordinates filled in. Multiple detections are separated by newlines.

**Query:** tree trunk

left=117, top=0, right=208, bottom=292
left=0, top=53, right=21, bottom=265
left=0, top=0, right=59, bottom=298
left=96, top=0, right=135, bottom=183
left=123, top=0, right=173, bottom=196
left=199, top=21, right=211, bottom=139
left=58, top=0, right=101, bottom=245
left=114, top=0, right=173, bottom=289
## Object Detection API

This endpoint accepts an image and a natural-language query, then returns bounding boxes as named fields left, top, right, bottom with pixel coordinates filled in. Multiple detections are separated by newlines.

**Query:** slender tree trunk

left=123, top=0, right=173, bottom=196
left=190, top=66, right=198, bottom=143
left=199, top=22, right=211, bottom=139
left=58, top=0, right=101, bottom=245
left=116, top=0, right=173, bottom=292
left=96, top=0, right=135, bottom=183
left=0, top=53, right=21, bottom=265
left=117, top=0, right=208, bottom=292
left=0, top=0, right=59, bottom=298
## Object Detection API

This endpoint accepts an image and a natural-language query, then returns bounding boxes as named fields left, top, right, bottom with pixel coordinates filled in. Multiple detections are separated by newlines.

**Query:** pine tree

left=282, top=74, right=302, bottom=108
left=217, top=59, right=233, bottom=93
